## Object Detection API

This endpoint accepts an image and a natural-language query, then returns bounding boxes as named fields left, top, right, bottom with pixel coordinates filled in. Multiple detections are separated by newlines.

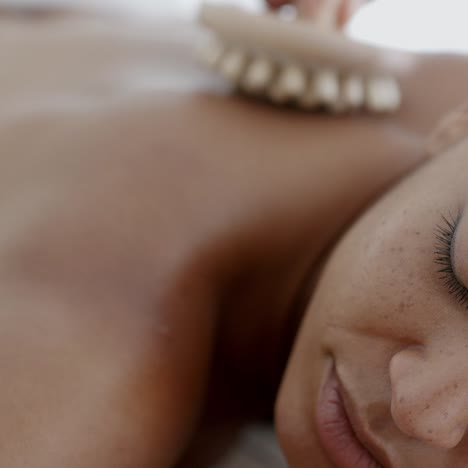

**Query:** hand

left=266, top=0, right=369, bottom=27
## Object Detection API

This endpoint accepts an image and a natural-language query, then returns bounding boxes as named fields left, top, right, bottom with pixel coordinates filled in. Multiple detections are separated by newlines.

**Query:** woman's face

left=277, top=137, right=468, bottom=467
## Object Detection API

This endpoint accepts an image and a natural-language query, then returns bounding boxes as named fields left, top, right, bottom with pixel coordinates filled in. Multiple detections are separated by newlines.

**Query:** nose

left=390, top=345, right=468, bottom=449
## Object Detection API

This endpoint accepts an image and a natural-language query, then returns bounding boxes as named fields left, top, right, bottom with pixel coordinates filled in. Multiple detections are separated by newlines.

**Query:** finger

left=267, top=0, right=368, bottom=26
left=266, top=0, right=291, bottom=9
left=266, top=0, right=344, bottom=25
left=337, top=0, right=368, bottom=26
left=266, top=0, right=326, bottom=15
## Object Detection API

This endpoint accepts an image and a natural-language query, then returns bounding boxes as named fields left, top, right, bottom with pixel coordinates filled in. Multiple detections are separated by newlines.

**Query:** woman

left=0, top=2, right=467, bottom=467
left=277, top=103, right=468, bottom=468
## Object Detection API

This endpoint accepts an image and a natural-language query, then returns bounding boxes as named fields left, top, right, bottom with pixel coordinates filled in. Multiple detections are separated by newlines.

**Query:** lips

left=316, top=365, right=383, bottom=468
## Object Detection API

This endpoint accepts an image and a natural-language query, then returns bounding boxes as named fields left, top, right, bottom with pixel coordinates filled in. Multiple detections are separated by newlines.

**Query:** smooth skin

left=0, top=8, right=467, bottom=468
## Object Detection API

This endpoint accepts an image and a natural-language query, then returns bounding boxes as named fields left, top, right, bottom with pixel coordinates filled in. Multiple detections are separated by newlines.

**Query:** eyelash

left=434, top=213, right=468, bottom=308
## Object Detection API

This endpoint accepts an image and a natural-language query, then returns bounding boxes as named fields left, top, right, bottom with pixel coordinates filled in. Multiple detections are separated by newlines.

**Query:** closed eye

left=434, top=212, right=468, bottom=308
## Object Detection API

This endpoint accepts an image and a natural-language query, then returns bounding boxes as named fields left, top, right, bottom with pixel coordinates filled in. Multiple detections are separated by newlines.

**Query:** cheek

left=313, top=138, right=468, bottom=346
left=315, top=200, right=445, bottom=344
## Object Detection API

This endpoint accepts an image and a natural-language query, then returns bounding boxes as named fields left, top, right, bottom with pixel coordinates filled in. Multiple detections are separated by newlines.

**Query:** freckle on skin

left=425, top=404, right=430, bottom=410
left=444, top=412, right=448, bottom=419
left=399, top=397, right=405, bottom=403
left=428, top=429, right=433, bottom=434
left=454, top=383, right=459, bottom=389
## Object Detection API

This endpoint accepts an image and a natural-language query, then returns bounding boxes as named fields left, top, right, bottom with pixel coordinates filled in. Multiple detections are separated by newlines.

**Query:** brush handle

left=300, top=0, right=342, bottom=29
left=199, top=4, right=411, bottom=76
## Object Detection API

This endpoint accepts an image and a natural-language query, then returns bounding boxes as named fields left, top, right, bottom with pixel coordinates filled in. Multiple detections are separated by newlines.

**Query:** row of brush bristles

left=198, top=39, right=401, bottom=113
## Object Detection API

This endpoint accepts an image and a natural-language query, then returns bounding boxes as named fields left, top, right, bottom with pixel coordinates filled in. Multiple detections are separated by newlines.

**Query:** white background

left=157, top=0, right=468, bottom=54
left=5, top=0, right=468, bottom=53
